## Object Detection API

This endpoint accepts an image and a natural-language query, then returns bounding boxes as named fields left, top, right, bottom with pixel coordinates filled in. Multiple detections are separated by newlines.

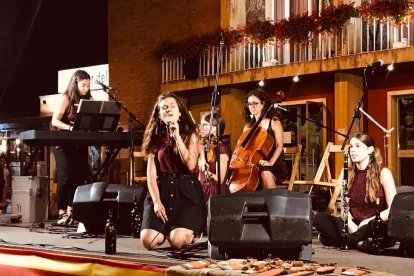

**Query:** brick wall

left=108, top=0, right=220, bottom=126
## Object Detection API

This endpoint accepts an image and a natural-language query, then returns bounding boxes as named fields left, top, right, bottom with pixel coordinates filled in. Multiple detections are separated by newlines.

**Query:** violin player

left=198, top=113, right=231, bottom=204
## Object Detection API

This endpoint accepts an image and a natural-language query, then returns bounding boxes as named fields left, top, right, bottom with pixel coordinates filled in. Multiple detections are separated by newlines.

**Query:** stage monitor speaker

left=72, top=182, right=146, bottom=235
left=208, top=188, right=312, bottom=260
left=388, top=191, right=414, bottom=246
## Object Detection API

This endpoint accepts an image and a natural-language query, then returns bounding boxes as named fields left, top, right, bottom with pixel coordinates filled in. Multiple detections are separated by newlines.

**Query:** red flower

left=275, top=13, right=320, bottom=45
left=320, top=3, right=360, bottom=33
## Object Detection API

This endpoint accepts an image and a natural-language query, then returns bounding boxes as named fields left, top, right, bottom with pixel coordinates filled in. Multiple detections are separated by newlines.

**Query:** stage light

left=293, top=75, right=299, bottom=82
left=258, top=80, right=265, bottom=87
left=387, top=63, right=394, bottom=71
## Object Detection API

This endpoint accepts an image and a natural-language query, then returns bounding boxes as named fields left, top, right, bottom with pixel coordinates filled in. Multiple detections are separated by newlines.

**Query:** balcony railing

left=161, top=18, right=413, bottom=83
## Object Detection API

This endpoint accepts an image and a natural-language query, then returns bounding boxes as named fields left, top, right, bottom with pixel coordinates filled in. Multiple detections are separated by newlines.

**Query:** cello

left=227, top=94, right=284, bottom=193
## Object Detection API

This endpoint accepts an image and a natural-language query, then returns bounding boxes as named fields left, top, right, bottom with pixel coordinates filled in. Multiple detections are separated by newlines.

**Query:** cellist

left=198, top=113, right=231, bottom=204
left=241, top=88, right=288, bottom=189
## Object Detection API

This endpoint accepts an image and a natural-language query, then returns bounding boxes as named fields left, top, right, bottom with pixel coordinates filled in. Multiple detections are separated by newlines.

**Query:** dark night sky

left=0, top=0, right=108, bottom=120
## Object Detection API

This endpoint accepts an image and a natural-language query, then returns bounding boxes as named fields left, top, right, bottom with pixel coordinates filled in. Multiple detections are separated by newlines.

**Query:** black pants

left=313, top=212, right=390, bottom=249
left=55, top=146, right=91, bottom=210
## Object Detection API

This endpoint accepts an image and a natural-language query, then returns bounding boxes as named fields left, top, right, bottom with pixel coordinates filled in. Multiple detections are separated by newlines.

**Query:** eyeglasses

left=246, top=102, right=261, bottom=107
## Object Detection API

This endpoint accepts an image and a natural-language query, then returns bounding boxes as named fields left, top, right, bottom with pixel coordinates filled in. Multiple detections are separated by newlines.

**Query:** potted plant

left=275, top=13, right=320, bottom=45
left=359, top=0, right=414, bottom=25
left=320, top=3, right=360, bottom=34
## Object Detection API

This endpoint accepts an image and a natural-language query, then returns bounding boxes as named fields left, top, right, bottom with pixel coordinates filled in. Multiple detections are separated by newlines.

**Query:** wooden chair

left=293, top=142, right=349, bottom=200
left=133, top=151, right=147, bottom=183
left=281, top=144, right=302, bottom=191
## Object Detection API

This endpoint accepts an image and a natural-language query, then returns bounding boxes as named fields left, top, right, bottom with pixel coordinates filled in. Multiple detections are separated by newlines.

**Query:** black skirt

left=141, top=173, right=206, bottom=236
left=261, top=152, right=289, bottom=185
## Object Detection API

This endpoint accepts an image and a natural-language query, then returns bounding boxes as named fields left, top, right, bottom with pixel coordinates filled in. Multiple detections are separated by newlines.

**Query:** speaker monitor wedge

left=208, top=188, right=313, bottom=260
left=388, top=191, right=414, bottom=246
left=72, top=182, right=146, bottom=235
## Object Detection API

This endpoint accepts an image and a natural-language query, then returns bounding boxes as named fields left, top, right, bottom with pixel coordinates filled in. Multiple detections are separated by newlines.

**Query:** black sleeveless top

left=264, top=118, right=284, bottom=161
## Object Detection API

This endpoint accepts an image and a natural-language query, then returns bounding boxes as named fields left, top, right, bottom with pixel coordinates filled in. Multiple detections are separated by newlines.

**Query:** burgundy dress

left=349, top=168, right=385, bottom=225
left=141, top=135, right=206, bottom=236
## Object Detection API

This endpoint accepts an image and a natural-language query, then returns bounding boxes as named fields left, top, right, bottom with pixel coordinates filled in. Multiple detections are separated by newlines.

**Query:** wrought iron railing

left=161, top=18, right=413, bottom=83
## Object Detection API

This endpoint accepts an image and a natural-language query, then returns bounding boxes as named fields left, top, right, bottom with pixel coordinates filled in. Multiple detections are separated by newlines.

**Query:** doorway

left=281, top=98, right=327, bottom=181
left=388, top=90, right=414, bottom=187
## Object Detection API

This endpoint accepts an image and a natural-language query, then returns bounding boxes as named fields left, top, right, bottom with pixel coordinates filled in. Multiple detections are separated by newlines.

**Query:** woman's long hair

left=242, top=88, right=276, bottom=128
left=64, top=70, right=92, bottom=114
left=348, top=132, right=383, bottom=202
left=142, top=93, right=198, bottom=157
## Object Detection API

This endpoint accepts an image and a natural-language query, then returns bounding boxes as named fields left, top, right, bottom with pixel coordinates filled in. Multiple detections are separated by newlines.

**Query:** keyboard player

left=51, top=70, right=93, bottom=225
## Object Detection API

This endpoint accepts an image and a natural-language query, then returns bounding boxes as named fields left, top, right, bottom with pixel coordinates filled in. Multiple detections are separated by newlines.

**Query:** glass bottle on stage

left=131, top=194, right=141, bottom=238
left=372, top=198, right=385, bottom=255
left=105, top=208, right=117, bottom=254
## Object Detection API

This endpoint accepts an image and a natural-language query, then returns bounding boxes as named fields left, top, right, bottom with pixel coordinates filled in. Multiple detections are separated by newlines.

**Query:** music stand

left=73, top=100, right=121, bottom=131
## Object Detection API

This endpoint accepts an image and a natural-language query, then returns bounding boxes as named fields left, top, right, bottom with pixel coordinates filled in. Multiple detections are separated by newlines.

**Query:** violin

left=200, top=135, right=218, bottom=185
left=201, top=135, right=217, bottom=163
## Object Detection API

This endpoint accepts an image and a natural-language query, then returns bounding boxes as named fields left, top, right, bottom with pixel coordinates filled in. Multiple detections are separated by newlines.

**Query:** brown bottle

left=105, top=208, right=117, bottom=254
left=372, top=198, right=385, bottom=255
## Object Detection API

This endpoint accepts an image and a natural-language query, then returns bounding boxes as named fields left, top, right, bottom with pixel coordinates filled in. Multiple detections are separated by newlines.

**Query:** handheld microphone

left=95, top=80, right=113, bottom=91
left=367, top=60, right=384, bottom=69
left=273, top=103, right=288, bottom=112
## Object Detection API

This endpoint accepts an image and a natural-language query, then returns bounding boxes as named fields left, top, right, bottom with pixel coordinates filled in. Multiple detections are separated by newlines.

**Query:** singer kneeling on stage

left=314, top=133, right=397, bottom=251
left=140, top=93, right=205, bottom=250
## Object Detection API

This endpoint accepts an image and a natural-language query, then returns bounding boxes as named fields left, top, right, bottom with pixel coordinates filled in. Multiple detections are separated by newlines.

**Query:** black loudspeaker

left=388, top=191, right=414, bottom=246
left=208, top=188, right=313, bottom=260
left=72, top=182, right=146, bottom=235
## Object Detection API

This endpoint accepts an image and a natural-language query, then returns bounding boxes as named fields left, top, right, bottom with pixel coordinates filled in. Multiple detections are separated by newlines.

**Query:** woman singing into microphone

left=140, top=93, right=205, bottom=250
left=241, top=88, right=288, bottom=189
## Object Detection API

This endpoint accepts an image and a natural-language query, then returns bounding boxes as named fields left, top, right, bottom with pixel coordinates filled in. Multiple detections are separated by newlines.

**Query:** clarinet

left=341, top=153, right=349, bottom=250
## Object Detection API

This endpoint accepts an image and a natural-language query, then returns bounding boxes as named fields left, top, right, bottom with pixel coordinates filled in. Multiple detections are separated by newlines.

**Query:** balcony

left=161, top=19, right=413, bottom=85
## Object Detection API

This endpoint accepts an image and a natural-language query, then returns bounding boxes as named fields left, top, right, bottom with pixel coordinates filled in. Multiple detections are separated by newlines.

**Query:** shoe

left=57, top=213, right=69, bottom=225
left=192, top=232, right=203, bottom=244
left=358, top=237, right=378, bottom=254
left=318, top=233, right=333, bottom=246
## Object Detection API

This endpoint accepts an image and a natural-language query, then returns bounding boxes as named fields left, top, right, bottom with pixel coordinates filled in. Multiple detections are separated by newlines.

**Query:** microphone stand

left=274, top=105, right=347, bottom=140
left=358, top=107, right=394, bottom=166
left=102, top=87, right=145, bottom=185
left=206, top=34, right=225, bottom=196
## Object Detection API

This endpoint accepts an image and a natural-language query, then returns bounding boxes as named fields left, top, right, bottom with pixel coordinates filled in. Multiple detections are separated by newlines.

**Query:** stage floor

left=0, top=218, right=413, bottom=275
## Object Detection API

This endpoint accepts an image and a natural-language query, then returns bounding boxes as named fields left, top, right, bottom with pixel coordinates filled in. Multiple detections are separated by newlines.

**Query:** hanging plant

left=360, top=0, right=414, bottom=25
left=320, top=2, right=360, bottom=33
left=244, top=20, right=275, bottom=45
left=155, top=40, right=182, bottom=58
left=275, top=13, right=320, bottom=45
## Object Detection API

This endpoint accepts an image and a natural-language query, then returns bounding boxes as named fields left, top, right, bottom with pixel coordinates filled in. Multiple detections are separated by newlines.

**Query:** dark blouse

left=156, top=135, right=192, bottom=174
left=349, top=168, right=385, bottom=224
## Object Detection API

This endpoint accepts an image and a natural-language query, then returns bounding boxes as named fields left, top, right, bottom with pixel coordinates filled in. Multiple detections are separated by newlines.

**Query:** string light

left=258, top=80, right=265, bottom=87
left=293, top=75, right=299, bottom=82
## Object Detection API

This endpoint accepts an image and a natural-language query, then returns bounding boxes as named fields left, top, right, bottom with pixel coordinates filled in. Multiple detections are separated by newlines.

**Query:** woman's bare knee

left=140, top=229, right=165, bottom=250
left=261, top=171, right=276, bottom=189
left=169, top=229, right=193, bottom=249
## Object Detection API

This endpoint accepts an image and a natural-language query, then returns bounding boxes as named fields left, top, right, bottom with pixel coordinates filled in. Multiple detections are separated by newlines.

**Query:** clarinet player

left=314, top=133, right=397, bottom=251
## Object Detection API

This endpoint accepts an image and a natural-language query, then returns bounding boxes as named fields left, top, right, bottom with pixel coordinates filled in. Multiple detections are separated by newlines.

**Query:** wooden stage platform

left=0, top=217, right=413, bottom=275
